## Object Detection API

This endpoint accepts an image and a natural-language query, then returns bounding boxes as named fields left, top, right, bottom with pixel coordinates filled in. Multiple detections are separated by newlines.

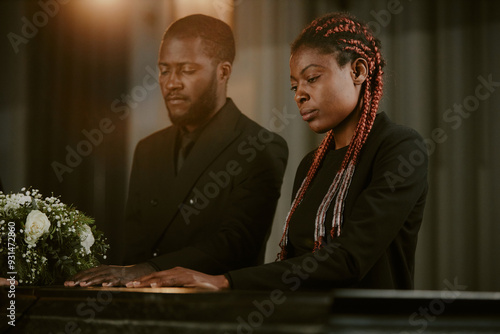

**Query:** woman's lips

left=300, top=108, right=318, bottom=121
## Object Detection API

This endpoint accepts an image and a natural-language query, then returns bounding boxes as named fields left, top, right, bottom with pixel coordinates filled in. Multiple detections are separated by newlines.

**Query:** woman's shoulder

left=362, top=113, right=426, bottom=160
left=372, top=112, right=424, bottom=142
left=364, top=112, right=428, bottom=167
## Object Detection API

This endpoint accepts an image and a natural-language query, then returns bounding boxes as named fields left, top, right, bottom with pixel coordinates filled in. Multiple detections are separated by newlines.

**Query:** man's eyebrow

left=158, top=62, right=198, bottom=66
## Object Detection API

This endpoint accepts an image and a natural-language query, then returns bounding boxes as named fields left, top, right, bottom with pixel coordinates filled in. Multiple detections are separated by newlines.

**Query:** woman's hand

left=64, top=263, right=156, bottom=287
left=126, top=267, right=230, bottom=291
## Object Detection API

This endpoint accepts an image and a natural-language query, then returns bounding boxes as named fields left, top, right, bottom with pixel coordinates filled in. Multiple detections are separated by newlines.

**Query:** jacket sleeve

left=226, top=126, right=428, bottom=290
left=147, top=134, right=289, bottom=274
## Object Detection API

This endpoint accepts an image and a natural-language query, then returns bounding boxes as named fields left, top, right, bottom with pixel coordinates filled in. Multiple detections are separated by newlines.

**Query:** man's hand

left=64, top=263, right=156, bottom=287
left=0, top=277, right=17, bottom=286
left=126, top=267, right=230, bottom=291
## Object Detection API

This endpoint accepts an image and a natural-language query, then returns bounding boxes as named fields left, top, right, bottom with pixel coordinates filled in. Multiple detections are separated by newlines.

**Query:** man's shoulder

left=222, top=100, right=287, bottom=149
left=236, top=111, right=287, bottom=142
left=235, top=112, right=267, bottom=135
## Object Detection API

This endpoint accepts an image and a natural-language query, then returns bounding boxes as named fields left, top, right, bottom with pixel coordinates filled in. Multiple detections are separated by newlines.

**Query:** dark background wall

left=1, top=0, right=499, bottom=291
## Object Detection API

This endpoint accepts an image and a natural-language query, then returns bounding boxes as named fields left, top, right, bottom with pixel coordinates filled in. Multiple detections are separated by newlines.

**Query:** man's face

left=158, top=36, right=219, bottom=131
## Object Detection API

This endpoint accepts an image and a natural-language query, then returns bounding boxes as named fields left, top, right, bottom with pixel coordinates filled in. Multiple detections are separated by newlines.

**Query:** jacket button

left=150, top=199, right=158, bottom=207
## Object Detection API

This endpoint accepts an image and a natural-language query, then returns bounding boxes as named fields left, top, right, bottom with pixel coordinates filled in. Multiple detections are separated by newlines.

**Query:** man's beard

left=167, top=72, right=218, bottom=129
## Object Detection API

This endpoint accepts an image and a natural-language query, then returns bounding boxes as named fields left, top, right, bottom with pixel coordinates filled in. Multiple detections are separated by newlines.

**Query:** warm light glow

left=174, top=0, right=233, bottom=26
left=87, top=0, right=121, bottom=6
left=74, top=0, right=128, bottom=24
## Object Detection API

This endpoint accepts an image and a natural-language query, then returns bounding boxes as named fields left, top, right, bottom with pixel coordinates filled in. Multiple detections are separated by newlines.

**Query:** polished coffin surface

left=1, top=286, right=499, bottom=333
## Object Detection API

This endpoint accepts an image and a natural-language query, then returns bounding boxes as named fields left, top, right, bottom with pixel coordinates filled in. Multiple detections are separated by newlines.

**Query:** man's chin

left=167, top=108, right=189, bottom=125
left=166, top=103, right=214, bottom=130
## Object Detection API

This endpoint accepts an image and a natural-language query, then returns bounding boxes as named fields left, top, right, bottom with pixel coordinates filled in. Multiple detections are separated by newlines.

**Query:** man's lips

left=166, top=96, right=187, bottom=104
left=300, top=108, right=318, bottom=121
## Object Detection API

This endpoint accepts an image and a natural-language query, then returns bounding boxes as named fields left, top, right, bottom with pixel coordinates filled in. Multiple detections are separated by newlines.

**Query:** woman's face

left=289, top=46, right=363, bottom=136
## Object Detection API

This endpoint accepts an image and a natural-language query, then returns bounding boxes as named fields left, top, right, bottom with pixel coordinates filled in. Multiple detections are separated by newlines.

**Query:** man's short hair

left=162, top=14, right=235, bottom=64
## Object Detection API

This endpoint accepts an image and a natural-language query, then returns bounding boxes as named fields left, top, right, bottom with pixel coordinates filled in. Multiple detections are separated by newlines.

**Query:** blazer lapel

left=156, top=126, right=178, bottom=194
left=159, top=100, right=242, bottom=229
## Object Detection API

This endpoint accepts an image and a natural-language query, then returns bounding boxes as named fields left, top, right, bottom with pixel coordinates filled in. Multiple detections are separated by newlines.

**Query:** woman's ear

left=350, top=58, right=368, bottom=85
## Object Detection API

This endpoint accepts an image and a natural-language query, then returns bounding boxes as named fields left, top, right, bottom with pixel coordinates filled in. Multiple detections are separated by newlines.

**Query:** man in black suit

left=65, top=14, right=288, bottom=287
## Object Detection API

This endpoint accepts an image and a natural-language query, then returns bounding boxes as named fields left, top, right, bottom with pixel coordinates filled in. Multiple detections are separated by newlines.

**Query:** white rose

left=79, top=224, right=95, bottom=254
left=24, top=210, right=51, bottom=245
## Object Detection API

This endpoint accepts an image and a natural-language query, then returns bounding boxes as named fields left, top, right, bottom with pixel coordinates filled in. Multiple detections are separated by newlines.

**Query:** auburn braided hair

left=278, top=12, right=386, bottom=260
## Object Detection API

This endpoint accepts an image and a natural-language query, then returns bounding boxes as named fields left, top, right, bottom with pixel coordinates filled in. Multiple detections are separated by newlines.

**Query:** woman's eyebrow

left=290, top=64, right=326, bottom=80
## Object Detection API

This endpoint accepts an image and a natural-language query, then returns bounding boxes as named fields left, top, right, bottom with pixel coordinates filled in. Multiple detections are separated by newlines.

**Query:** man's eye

left=182, top=69, right=195, bottom=74
left=290, top=86, right=297, bottom=92
left=307, top=76, right=319, bottom=83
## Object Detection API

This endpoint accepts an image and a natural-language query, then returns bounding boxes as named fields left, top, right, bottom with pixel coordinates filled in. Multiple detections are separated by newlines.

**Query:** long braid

left=278, top=130, right=334, bottom=259
left=278, top=13, right=385, bottom=260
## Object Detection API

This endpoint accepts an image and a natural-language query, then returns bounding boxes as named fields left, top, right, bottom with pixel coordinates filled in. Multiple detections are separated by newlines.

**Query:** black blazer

left=227, top=112, right=428, bottom=290
left=122, top=99, right=288, bottom=274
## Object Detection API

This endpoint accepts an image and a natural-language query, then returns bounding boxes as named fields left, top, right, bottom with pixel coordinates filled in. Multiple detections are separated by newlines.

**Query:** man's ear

left=350, top=58, right=368, bottom=85
left=218, top=61, right=232, bottom=82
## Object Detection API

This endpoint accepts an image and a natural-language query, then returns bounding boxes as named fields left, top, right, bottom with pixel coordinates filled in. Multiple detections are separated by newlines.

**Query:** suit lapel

left=160, top=99, right=243, bottom=229
left=156, top=126, right=178, bottom=194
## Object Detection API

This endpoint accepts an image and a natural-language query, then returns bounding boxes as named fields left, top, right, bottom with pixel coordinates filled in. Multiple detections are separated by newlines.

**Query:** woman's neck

left=333, top=106, right=362, bottom=150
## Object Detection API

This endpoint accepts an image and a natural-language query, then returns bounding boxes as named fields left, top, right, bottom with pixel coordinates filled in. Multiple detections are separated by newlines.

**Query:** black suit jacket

left=227, top=112, right=428, bottom=290
left=122, top=99, right=288, bottom=274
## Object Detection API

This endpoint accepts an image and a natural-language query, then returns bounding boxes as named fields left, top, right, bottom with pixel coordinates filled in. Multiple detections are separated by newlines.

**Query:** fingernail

left=150, top=282, right=157, bottom=288
left=133, top=281, right=140, bottom=286
left=125, top=282, right=133, bottom=288
left=102, top=282, right=112, bottom=287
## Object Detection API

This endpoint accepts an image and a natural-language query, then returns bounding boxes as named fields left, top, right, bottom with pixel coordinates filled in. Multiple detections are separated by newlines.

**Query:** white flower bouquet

left=0, top=188, right=109, bottom=285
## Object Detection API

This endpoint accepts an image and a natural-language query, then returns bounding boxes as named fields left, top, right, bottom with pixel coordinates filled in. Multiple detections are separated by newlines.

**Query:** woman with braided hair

left=127, top=12, right=428, bottom=291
